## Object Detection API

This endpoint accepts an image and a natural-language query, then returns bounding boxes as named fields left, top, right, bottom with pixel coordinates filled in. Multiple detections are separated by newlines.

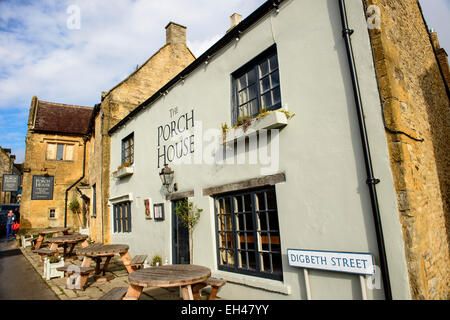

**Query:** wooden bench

left=129, top=255, right=148, bottom=270
left=192, top=277, right=227, bottom=300
left=98, top=287, right=129, bottom=300
left=33, top=248, right=58, bottom=262
left=56, top=265, right=95, bottom=290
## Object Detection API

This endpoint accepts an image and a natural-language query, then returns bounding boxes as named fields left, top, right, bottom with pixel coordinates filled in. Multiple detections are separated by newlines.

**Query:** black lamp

left=159, top=164, right=176, bottom=192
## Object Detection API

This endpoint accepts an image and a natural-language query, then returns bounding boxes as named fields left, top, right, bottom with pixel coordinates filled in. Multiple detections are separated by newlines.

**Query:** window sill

left=223, top=111, right=288, bottom=144
left=112, top=166, right=134, bottom=179
left=211, top=270, right=291, bottom=295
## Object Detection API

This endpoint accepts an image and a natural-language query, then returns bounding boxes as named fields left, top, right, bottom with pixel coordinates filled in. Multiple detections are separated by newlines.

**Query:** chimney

left=227, top=13, right=242, bottom=33
left=165, top=22, right=187, bottom=45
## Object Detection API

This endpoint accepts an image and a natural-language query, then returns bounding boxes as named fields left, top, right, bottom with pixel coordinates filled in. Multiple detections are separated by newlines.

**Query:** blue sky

left=0, top=0, right=449, bottom=163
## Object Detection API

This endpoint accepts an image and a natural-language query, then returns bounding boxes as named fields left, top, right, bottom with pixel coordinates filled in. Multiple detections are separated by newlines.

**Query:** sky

left=0, top=0, right=449, bottom=163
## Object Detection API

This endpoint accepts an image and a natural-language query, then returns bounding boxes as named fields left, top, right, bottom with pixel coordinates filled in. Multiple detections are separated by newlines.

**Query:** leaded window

left=113, top=201, right=132, bottom=233
left=214, top=186, right=283, bottom=280
left=232, top=46, right=281, bottom=125
left=121, top=133, right=134, bottom=165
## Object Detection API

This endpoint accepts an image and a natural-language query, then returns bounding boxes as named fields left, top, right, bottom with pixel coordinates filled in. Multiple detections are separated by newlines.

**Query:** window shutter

left=65, top=145, right=74, bottom=161
left=47, top=143, right=57, bottom=160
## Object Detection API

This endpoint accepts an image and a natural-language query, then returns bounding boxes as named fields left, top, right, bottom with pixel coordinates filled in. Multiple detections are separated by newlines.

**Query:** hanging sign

left=31, top=175, right=54, bottom=200
left=2, top=174, right=20, bottom=192
left=287, top=248, right=375, bottom=275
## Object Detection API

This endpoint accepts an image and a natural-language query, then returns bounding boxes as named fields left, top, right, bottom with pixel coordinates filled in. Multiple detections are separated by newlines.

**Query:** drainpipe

left=338, top=0, right=392, bottom=300
left=64, top=137, right=87, bottom=228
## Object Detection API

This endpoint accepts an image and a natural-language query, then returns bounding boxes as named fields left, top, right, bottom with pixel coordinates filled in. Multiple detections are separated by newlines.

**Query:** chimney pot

left=165, top=22, right=187, bottom=45
left=229, top=13, right=242, bottom=31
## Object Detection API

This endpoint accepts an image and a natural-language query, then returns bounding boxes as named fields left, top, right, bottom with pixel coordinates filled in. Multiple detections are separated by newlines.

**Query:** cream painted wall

left=109, top=0, right=410, bottom=300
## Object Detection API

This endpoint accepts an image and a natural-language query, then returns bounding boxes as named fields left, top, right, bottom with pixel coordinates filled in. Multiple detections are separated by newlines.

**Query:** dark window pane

left=261, top=92, right=272, bottom=109
left=259, top=60, right=269, bottom=77
left=238, top=74, right=247, bottom=90
left=248, top=84, right=257, bottom=100
left=248, top=99, right=259, bottom=117
left=258, top=212, right=268, bottom=231
left=260, top=76, right=271, bottom=93
left=239, top=89, right=248, bottom=105
left=270, top=71, right=279, bottom=87
left=247, top=68, right=256, bottom=85
left=268, top=212, right=279, bottom=231
left=269, top=54, right=278, bottom=71
left=56, top=144, right=64, bottom=161
left=272, top=87, right=281, bottom=105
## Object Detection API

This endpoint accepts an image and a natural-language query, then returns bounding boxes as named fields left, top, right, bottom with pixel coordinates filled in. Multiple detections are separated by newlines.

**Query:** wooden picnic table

left=34, top=227, right=70, bottom=250
left=124, top=264, right=211, bottom=300
left=75, top=244, right=131, bottom=282
left=46, top=234, right=89, bottom=258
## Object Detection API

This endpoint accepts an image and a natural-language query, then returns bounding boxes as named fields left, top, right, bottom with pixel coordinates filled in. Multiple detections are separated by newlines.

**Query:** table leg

left=94, top=258, right=102, bottom=275
left=119, top=252, right=134, bottom=273
left=123, top=284, right=143, bottom=300
left=67, top=243, right=76, bottom=256
left=192, top=283, right=207, bottom=300
left=63, top=230, right=69, bottom=235
left=81, top=256, right=92, bottom=268
left=63, top=244, right=67, bottom=257
left=102, top=256, right=112, bottom=276
left=35, top=235, right=44, bottom=250
left=181, top=285, right=194, bottom=300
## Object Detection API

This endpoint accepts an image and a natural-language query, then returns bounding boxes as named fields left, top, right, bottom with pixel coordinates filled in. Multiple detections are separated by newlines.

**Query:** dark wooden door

left=172, top=199, right=190, bottom=264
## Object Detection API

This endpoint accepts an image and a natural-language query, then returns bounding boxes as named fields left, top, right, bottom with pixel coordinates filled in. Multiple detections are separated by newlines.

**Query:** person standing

left=6, top=210, right=16, bottom=241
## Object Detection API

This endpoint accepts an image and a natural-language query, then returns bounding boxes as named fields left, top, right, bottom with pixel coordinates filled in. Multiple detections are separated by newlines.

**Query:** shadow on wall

left=419, top=66, right=450, bottom=244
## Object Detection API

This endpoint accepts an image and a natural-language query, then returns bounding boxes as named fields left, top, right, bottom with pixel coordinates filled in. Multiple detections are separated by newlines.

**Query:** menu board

left=31, top=175, right=54, bottom=200
left=2, top=174, right=20, bottom=192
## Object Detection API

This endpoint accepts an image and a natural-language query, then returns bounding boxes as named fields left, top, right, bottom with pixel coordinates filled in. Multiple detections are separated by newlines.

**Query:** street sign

left=287, top=248, right=375, bottom=275
left=31, top=175, right=54, bottom=200
left=2, top=174, right=20, bottom=192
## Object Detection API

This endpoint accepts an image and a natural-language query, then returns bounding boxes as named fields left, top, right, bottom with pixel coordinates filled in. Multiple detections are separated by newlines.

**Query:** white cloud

left=0, top=0, right=266, bottom=110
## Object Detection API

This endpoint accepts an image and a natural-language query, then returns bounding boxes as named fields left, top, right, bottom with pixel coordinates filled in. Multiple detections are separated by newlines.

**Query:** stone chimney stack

left=227, top=13, right=242, bottom=33
left=166, top=22, right=187, bottom=45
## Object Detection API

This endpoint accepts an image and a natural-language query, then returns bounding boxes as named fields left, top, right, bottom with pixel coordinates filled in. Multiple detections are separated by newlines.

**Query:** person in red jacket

left=6, top=210, right=16, bottom=241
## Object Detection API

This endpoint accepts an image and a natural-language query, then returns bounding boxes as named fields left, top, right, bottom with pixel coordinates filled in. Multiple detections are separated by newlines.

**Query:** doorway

left=172, top=198, right=190, bottom=264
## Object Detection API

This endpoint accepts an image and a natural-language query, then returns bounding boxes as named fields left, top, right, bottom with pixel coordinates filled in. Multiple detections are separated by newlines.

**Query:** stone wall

left=0, top=147, right=14, bottom=204
left=364, top=0, right=450, bottom=299
left=87, top=23, right=195, bottom=243
left=21, top=131, right=87, bottom=229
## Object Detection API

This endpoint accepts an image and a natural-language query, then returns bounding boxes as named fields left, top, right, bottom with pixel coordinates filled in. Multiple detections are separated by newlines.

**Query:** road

left=0, top=236, right=58, bottom=300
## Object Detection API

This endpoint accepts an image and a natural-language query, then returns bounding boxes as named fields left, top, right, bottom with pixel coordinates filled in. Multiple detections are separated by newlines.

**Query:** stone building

left=20, top=97, right=93, bottom=229
left=364, top=0, right=450, bottom=299
left=0, top=147, right=21, bottom=204
left=107, top=0, right=449, bottom=300
left=85, top=22, right=195, bottom=243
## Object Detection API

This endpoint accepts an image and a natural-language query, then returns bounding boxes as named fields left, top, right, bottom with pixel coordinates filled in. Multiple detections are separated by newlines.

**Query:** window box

left=222, top=110, right=288, bottom=144
left=112, top=166, right=134, bottom=179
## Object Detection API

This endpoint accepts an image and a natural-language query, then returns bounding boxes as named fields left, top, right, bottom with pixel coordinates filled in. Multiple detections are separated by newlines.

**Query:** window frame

left=121, top=133, right=134, bottom=165
left=213, top=186, right=283, bottom=281
left=113, top=201, right=132, bottom=233
left=46, top=142, right=74, bottom=161
left=231, top=45, right=281, bottom=126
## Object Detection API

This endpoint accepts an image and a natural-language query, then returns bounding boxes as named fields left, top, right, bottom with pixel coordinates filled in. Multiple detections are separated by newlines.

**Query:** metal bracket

left=366, top=178, right=381, bottom=185
left=343, top=28, right=354, bottom=37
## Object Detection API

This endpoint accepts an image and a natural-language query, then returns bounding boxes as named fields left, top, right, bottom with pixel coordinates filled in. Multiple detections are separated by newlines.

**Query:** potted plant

left=174, top=199, right=203, bottom=264
left=44, top=256, right=65, bottom=280
left=69, top=199, right=81, bottom=214
left=152, top=254, right=162, bottom=266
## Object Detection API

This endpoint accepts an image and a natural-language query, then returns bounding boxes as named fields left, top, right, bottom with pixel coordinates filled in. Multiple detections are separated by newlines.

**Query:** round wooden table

left=34, top=227, right=70, bottom=250
left=75, top=244, right=131, bottom=282
left=46, top=233, right=89, bottom=258
left=125, top=264, right=211, bottom=300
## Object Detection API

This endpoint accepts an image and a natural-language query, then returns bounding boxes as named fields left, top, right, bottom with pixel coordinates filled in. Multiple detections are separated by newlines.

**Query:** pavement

left=0, top=236, right=58, bottom=300
left=2, top=236, right=218, bottom=300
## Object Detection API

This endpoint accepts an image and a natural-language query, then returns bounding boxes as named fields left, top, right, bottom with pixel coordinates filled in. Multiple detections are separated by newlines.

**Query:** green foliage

left=174, top=199, right=203, bottom=230
left=69, top=199, right=81, bottom=214
left=152, top=254, right=162, bottom=266
left=49, top=256, right=60, bottom=263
